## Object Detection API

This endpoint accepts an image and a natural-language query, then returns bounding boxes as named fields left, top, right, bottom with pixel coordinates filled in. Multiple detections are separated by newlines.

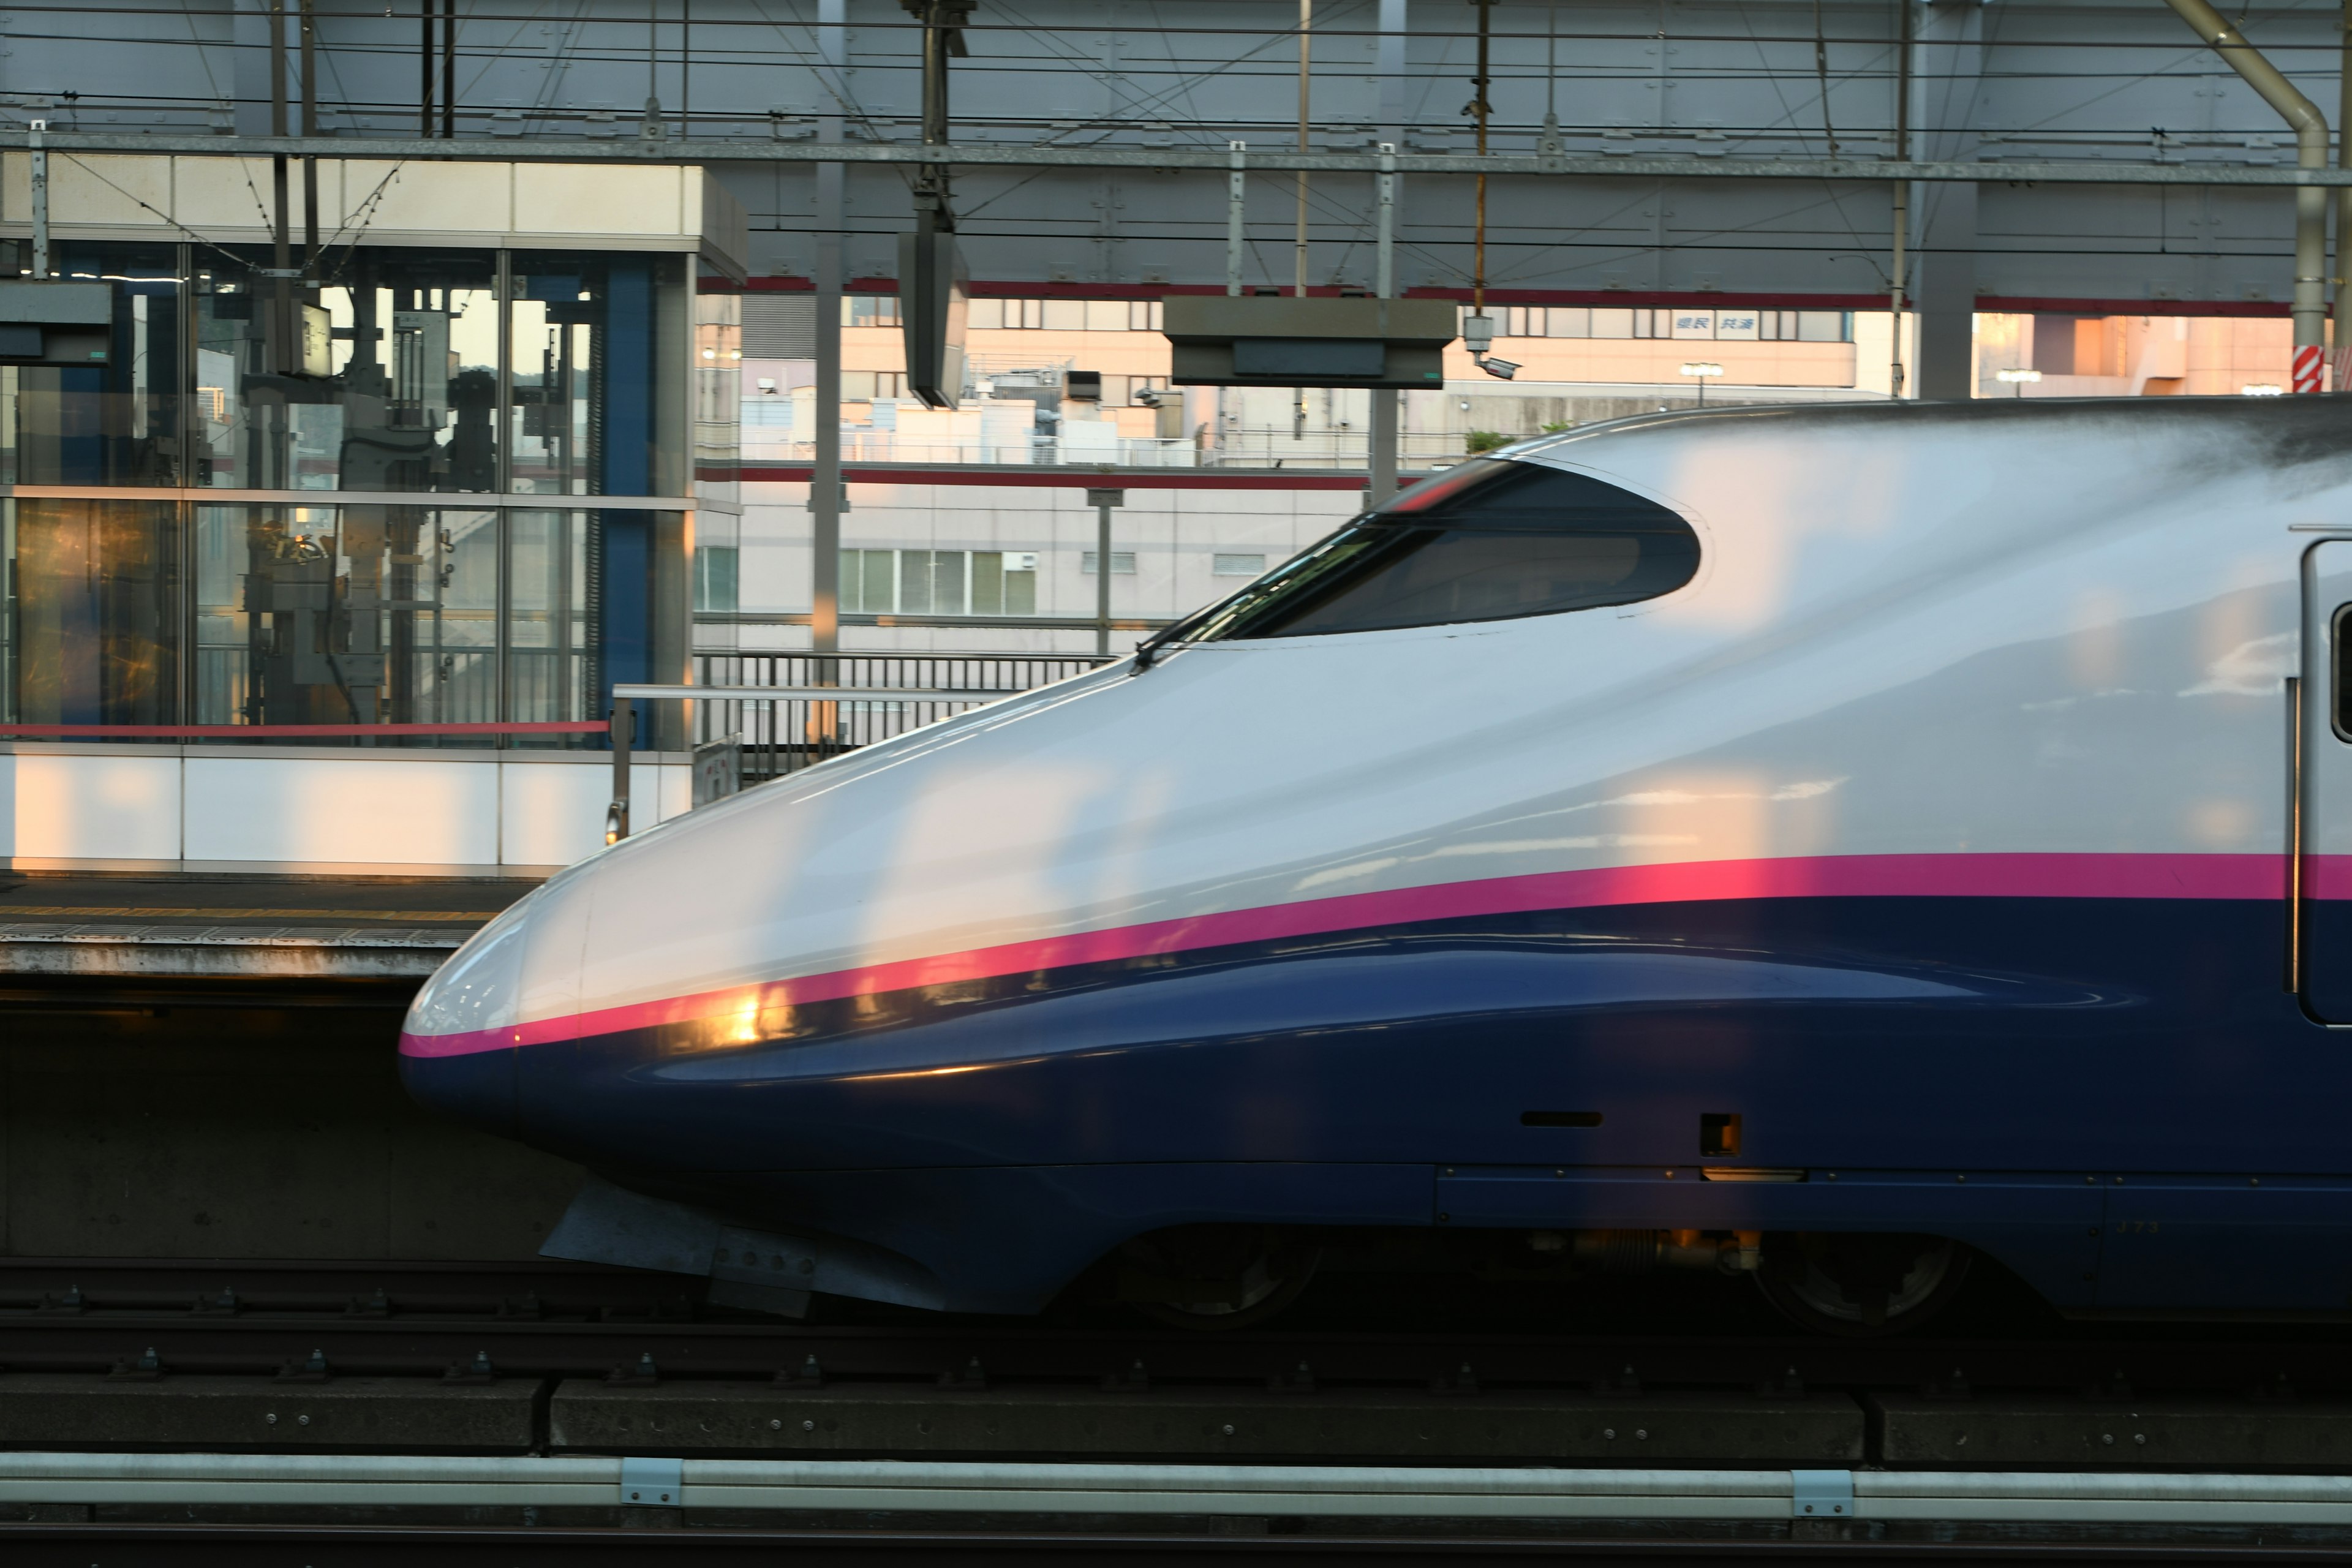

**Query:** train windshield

left=1168, top=458, right=1700, bottom=641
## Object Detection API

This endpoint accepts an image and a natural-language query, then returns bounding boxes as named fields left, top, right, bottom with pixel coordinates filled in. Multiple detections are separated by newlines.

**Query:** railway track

left=0, top=1258, right=2336, bottom=1394
left=0, top=1265, right=2350, bottom=1558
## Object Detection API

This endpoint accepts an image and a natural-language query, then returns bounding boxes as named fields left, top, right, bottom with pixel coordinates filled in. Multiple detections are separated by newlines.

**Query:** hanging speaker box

left=1161, top=295, right=1457, bottom=388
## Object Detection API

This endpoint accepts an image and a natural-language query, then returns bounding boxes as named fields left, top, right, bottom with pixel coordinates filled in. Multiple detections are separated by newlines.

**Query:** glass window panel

left=15, top=243, right=184, bottom=486
left=967, top=298, right=1004, bottom=330
left=1174, top=460, right=1700, bottom=641
left=1005, top=560, right=1037, bottom=615
left=899, top=549, right=931, bottom=613
left=12, top=499, right=178, bottom=724
left=1546, top=307, right=1591, bottom=337
left=972, top=551, right=1004, bottom=615
left=193, top=246, right=497, bottom=494
left=508, top=251, right=690, bottom=497
left=1797, top=311, right=1846, bottom=342
left=1041, top=300, right=1085, bottom=331
left=1083, top=300, right=1128, bottom=331
left=932, top=549, right=966, bottom=613
left=1590, top=308, right=1634, bottom=338
left=693, top=545, right=739, bottom=613
left=507, top=508, right=592, bottom=734
left=861, top=548, right=894, bottom=612
left=191, top=503, right=497, bottom=728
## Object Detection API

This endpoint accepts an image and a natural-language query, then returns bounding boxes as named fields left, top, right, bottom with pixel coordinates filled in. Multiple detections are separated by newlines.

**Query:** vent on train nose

left=1163, top=458, right=1700, bottom=641
left=1700, top=1113, right=1743, bottom=1158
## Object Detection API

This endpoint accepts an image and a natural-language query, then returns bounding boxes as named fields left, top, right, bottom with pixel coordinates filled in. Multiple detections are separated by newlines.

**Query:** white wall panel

left=3, top=756, right=181, bottom=863
left=184, top=757, right=500, bottom=868
left=500, top=761, right=617, bottom=868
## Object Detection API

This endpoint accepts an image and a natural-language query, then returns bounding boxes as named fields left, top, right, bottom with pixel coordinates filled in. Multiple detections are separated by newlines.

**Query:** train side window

left=2337, top=605, right=2352, bottom=740
left=1164, top=458, right=1700, bottom=641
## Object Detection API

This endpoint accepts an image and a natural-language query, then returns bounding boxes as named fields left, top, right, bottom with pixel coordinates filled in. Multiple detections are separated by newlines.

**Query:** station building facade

left=0, top=156, right=742, bottom=745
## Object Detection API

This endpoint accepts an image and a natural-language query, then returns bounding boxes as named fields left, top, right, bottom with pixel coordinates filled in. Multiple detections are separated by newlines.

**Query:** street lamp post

left=1678, top=360, right=1723, bottom=407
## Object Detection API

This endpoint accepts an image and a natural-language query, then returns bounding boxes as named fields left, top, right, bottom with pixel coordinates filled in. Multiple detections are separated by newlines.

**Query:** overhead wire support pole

left=26, top=119, right=45, bottom=277
left=643, top=0, right=663, bottom=140
left=1227, top=141, right=1246, bottom=295
left=442, top=0, right=456, bottom=139
left=901, top=0, right=968, bottom=230
left=268, top=0, right=293, bottom=375
left=2161, top=0, right=2329, bottom=390
left=1468, top=0, right=1491, bottom=317
left=1295, top=0, right=1311, bottom=296
left=1890, top=0, right=1910, bottom=400
left=810, top=0, right=846, bottom=676
left=1292, top=0, right=1311, bottom=438
left=300, top=0, right=318, bottom=271
left=1370, top=141, right=1400, bottom=508
left=2337, top=0, right=2351, bottom=392
left=419, top=1, right=433, bottom=136
left=1087, top=488, right=1123, bottom=658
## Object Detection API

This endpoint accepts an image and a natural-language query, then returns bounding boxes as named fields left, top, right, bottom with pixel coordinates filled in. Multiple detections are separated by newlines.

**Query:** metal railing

left=604, top=652, right=1117, bottom=839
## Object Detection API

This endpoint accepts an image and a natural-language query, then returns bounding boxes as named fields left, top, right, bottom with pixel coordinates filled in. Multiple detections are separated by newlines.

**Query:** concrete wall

left=0, top=745, right=691, bottom=875
left=0, top=1005, right=580, bottom=1262
left=0, top=155, right=747, bottom=271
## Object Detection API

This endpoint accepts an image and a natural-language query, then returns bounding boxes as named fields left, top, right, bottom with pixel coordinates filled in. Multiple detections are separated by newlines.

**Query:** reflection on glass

left=194, top=505, right=498, bottom=726
left=194, top=247, right=499, bottom=492
left=506, top=509, right=590, bottom=737
left=508, top=252, right=690, bottom=496
left=16, top=243, right=184, bottom=486
left=13, top=499, right=178, bottom=724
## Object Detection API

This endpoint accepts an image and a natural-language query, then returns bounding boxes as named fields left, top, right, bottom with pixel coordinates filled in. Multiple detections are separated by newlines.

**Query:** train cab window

left=2336, top=604, right=2352, bottom=739
left=1165, top=458, right=1700, bottom=641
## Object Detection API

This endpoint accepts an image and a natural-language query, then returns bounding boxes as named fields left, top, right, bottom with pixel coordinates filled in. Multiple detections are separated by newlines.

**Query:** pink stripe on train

left=398, top=851, right=2299, bottom=1060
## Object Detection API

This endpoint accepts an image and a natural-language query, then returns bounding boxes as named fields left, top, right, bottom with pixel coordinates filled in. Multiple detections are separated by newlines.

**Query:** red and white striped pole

left=2296, top=344, right=2327, bottom=394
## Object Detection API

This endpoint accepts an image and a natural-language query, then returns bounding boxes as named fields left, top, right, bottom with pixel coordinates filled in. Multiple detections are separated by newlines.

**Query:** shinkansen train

left=402, top=397, right=2352, bottom=1336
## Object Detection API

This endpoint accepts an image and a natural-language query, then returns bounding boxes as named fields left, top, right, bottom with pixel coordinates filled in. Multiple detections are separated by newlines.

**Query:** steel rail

left=9, top=1452, right=2352, bottom=1529
left=9, top=131, right=2352, bottom=186
left=0, top=1307, right=2342, bottom=1390
left=0, top=1523, right=2339, bottom=1563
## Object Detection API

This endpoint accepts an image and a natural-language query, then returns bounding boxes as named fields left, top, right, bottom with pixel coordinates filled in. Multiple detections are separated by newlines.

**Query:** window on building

left=693, top=545, right=739, bottom=613
left=1164, top=458, right=1700, bottom=641
left=1080, top=551, right=1137, bottom=575
left=1757, top=309, right=1852, bottom=342
left=1212, top=552, right=1268, bottom=577
left=843, top=296, right=902, bottom=327
left=968, top=298, right=1161, bottom=332
left=841, top=371, right=908, bottom=401
left=839, top=547, right=1038, bottom=614
left=973, top=551, right=1039, bottom=614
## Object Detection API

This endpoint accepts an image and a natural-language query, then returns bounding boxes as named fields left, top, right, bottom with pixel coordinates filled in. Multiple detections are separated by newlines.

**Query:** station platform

left=0, top=872, right=526, bottom=989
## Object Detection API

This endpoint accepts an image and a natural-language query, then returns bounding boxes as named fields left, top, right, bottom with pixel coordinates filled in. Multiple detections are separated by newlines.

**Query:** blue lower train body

left=404, top=892, right=2351, bottom=1316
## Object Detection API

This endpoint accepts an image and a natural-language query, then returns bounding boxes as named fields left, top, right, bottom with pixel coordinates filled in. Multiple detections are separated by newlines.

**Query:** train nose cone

left=399, top=902, right=540, bottom=1139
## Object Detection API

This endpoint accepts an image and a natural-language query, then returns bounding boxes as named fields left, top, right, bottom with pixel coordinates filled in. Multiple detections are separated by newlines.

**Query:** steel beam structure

left=10, top=0, right=2352, bottom=310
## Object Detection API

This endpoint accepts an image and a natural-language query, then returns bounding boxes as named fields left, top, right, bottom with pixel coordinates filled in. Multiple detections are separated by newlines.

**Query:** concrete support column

left=810, top=0, right=846, bottom=658
left=1912, top=0, right=1985, bottom=400
left=1912, top=183, right=1978, bottom=400
left=1371, top=0, right=1406, bottom=502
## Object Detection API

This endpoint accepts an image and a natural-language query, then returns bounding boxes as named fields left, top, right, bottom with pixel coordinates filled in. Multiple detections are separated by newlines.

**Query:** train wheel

left=1118, top=1226, right=1322, bottom=1331
left=1754, top=1233, right=1970, bottom=1337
